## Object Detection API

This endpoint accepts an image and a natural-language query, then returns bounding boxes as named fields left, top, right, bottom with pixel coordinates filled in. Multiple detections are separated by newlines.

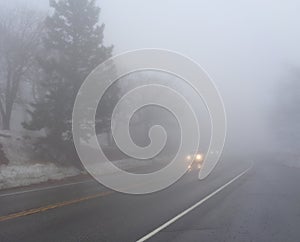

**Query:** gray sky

left=2, top=0, right=300, bottom=153
left=100, top=0, right=300, bottom=153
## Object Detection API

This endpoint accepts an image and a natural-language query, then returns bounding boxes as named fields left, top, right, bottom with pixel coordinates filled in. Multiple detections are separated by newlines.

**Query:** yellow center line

left=0, top=172, right=183, bottom=223
left=0, top=190, right=114, bottom=223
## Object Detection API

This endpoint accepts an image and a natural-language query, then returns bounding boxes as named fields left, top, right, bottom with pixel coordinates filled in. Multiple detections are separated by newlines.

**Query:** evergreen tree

left=24, top=0, right=113, bottom=168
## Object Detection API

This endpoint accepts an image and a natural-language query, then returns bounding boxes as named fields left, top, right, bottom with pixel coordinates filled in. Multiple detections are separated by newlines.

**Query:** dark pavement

left=152, top=160, right=300, bottom=242
left=0, top=157, right=299, bottom=242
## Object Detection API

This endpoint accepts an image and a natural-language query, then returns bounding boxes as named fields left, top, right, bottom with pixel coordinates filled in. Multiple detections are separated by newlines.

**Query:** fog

left=98, top=0, right=300, bottom=155
left=2, top=2, right=300, bottom=239
left=2, top=0, right=300, bottom=159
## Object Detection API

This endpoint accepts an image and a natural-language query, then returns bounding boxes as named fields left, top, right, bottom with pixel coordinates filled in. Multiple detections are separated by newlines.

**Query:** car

left=186, top=153, right=204, bottom=171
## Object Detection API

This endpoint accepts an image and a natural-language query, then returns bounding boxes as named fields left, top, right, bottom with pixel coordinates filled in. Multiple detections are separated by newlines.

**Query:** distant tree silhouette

left=24, top=0, right=114, bottom=168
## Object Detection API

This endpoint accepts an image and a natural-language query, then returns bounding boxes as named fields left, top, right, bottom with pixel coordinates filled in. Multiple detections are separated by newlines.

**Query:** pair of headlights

left=186, top=154, right=203, bottom=161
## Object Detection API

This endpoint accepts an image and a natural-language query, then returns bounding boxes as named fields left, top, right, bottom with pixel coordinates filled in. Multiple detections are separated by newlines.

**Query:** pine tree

left=24, top=0, right=113, bottom=168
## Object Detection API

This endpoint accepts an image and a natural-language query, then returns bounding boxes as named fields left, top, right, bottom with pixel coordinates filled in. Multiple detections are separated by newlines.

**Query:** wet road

left=1, top=157, right=299, bottom=241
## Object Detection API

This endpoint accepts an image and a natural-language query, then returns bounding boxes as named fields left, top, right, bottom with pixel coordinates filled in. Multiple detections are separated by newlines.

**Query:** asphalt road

left=0, top=156, right=299, bottom=242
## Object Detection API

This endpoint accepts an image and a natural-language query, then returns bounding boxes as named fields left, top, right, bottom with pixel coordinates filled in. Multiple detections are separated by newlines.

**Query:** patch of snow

left=0, top=130, right=41, bottom=165
left=0, top=163, right=80, bottom=189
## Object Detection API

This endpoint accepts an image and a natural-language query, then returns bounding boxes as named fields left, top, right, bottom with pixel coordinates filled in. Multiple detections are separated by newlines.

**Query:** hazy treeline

left=272, top=67, right=300, bottom=154
left=0, top=0, right=299, bottom=168
left=0, top=0, right=115, bottom=167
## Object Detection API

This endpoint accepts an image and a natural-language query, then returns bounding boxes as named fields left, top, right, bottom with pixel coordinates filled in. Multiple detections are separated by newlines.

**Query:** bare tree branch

left=0, top=8, right=44, bottom=130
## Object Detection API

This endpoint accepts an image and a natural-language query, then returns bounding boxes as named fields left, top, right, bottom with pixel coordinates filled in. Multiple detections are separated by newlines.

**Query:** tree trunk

left=2, top=114, right=10, bottom=130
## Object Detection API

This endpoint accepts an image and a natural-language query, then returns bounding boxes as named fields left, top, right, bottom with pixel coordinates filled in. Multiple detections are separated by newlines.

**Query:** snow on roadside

left=0, top=130, right=171, bottom=190
left=0, top=163, right=80, bottom=189
left=0, top=130, right=39, bottom=165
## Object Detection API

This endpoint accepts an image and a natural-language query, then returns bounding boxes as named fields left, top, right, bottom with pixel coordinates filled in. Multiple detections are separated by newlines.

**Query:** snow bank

left=0, top=130, right=39, bottom=165
left=0, top=163, right=80, bottom=189
left=0, top=130, right=82, bottom=190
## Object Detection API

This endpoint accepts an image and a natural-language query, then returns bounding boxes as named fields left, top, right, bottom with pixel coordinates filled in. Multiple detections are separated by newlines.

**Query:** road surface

left=0, top=156, right=299, bottom=241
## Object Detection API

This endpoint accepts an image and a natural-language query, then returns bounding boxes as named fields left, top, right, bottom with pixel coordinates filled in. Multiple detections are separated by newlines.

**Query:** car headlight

left=196, top=154, right=202, bottom=161
left=186, top=155, right=192, bottom=160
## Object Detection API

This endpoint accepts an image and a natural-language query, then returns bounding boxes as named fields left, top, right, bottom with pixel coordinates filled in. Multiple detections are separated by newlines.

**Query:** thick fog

left=97, top=0, right=300, bottom=155
left=2, top=0, right=300, bottom=158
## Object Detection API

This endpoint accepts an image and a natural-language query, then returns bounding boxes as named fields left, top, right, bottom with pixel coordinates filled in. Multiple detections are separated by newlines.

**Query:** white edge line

left=0, top=179, right=93, bottom=198
left=136, top=166, right=252, bottom=242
